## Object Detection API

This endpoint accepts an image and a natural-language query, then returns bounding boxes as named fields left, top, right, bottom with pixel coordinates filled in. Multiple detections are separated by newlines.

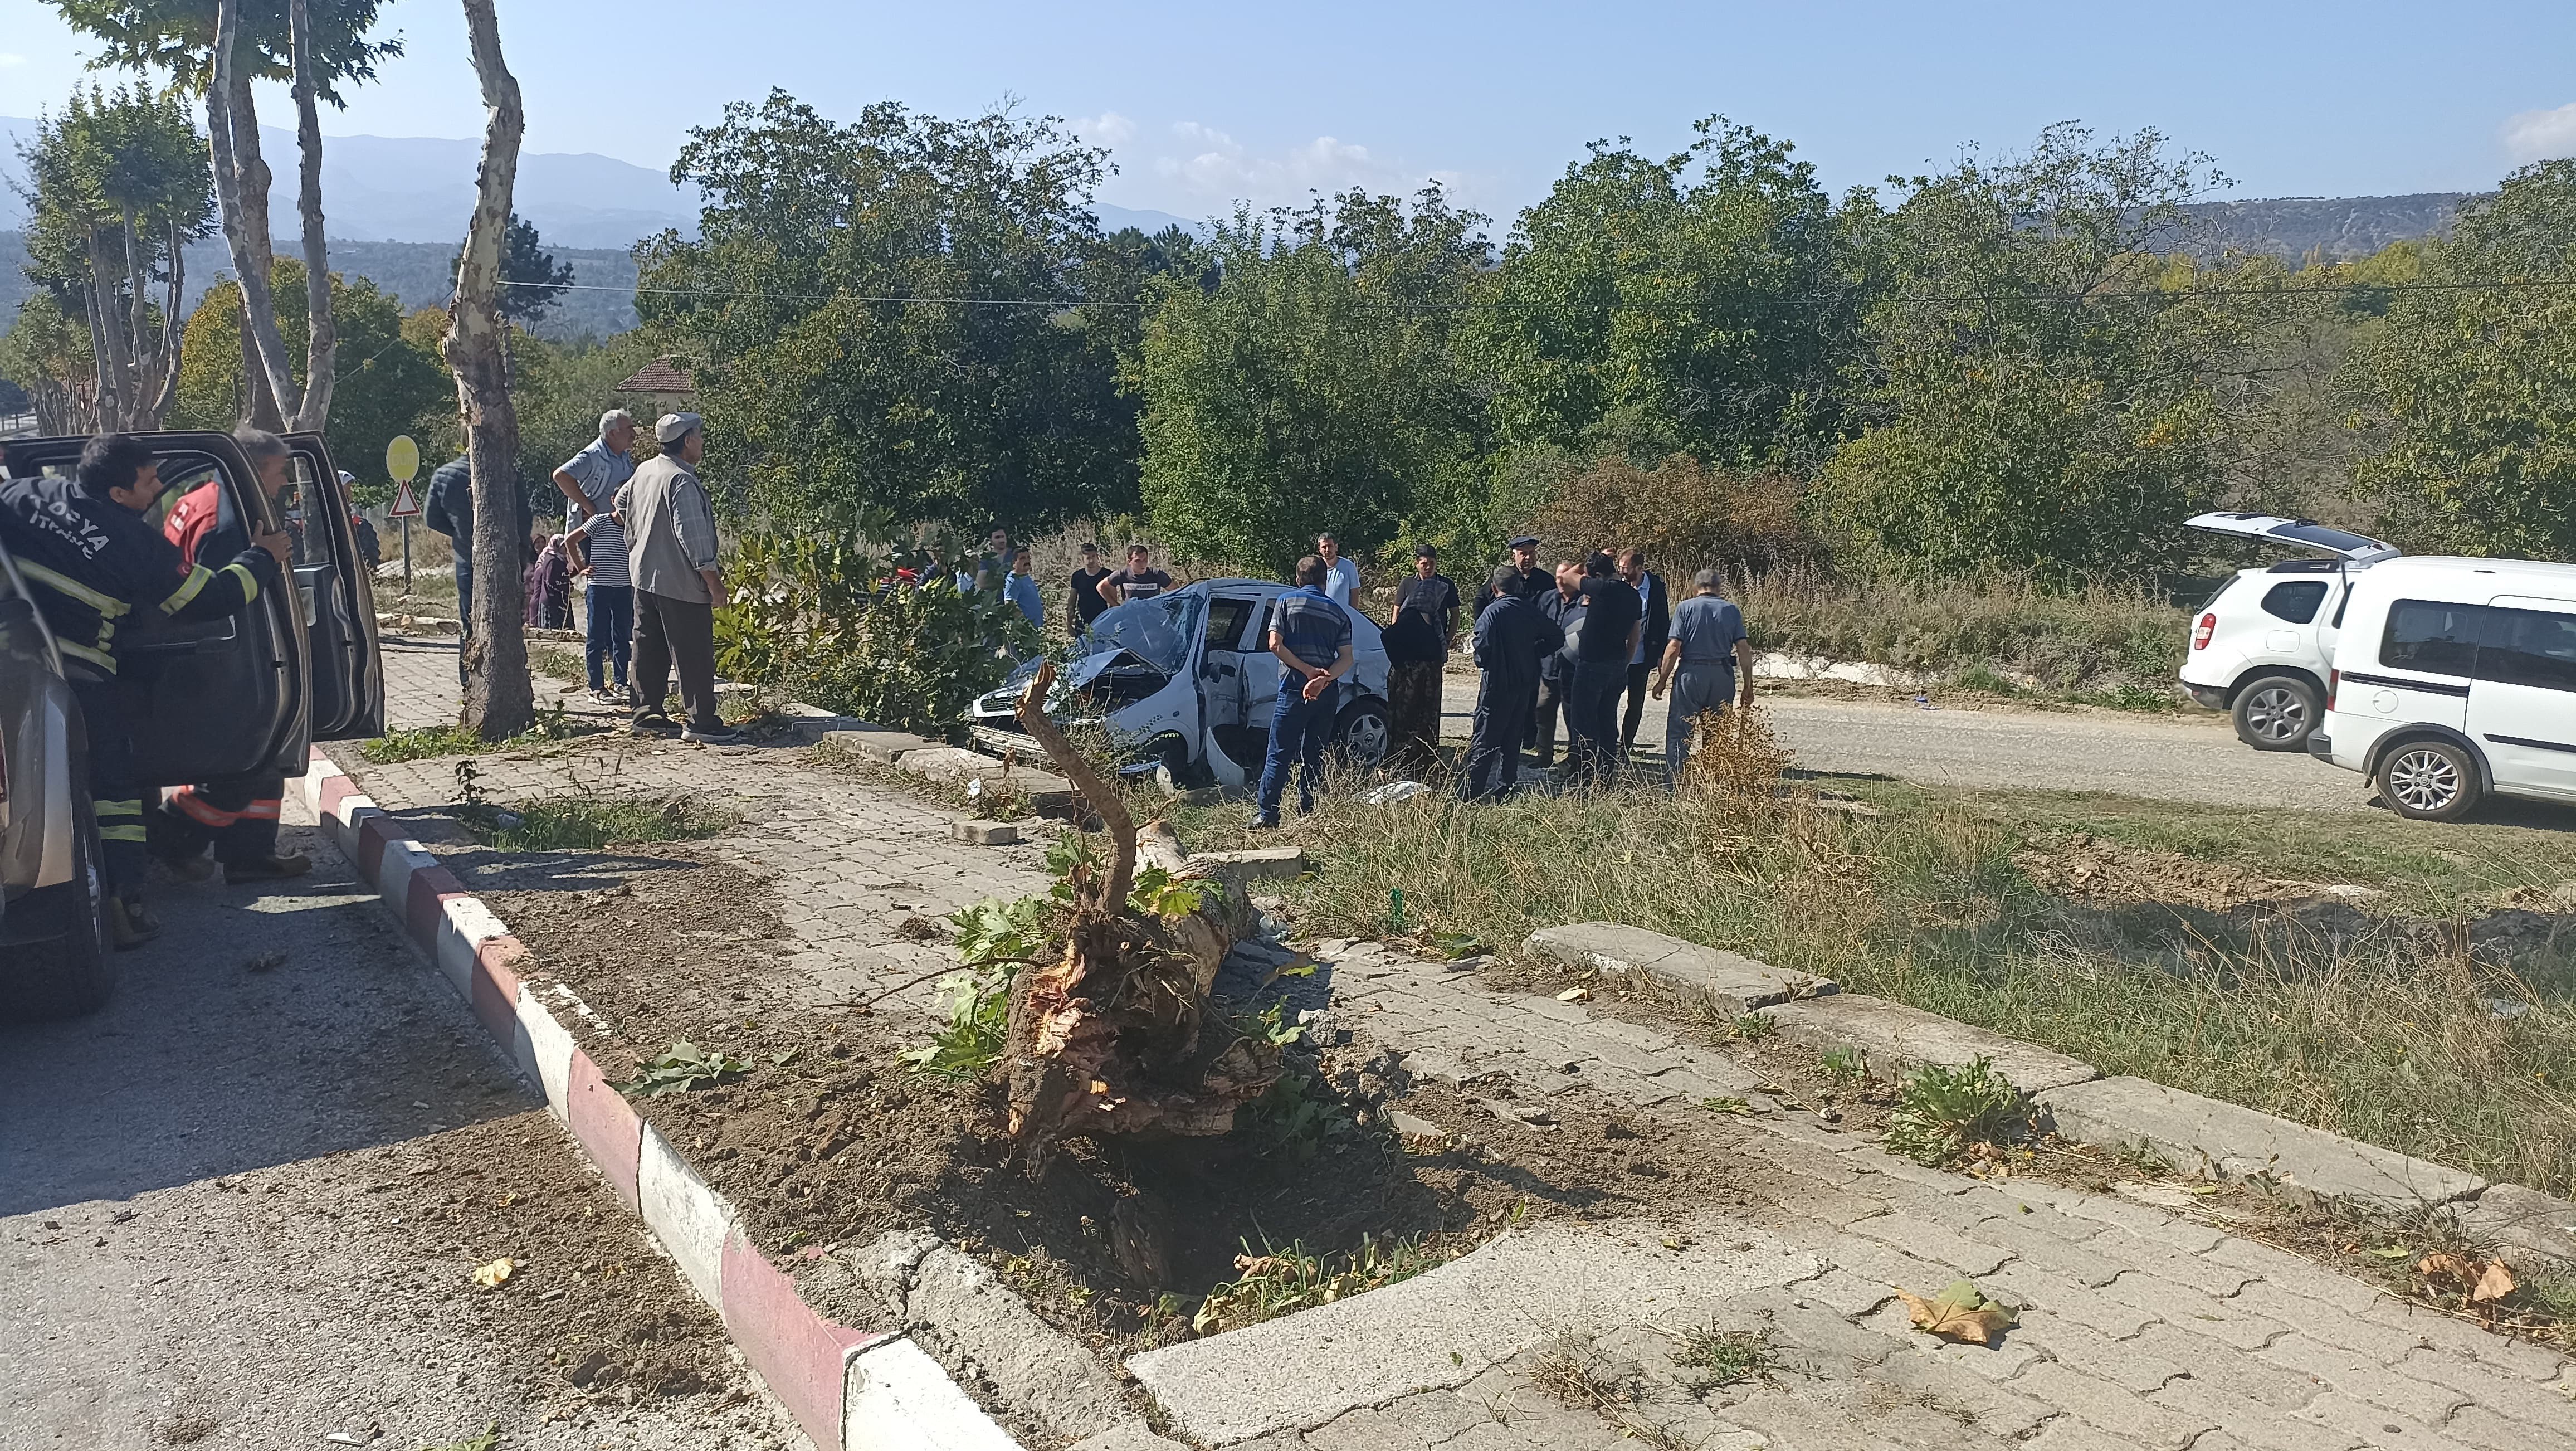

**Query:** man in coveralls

left=1458, top=565, right=1563, bottom=801
left=0, top=434, right=287, bottom=945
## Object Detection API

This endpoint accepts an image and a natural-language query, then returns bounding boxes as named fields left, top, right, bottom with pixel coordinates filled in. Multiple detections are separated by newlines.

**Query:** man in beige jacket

left=616, top=412, right=736, bottom=744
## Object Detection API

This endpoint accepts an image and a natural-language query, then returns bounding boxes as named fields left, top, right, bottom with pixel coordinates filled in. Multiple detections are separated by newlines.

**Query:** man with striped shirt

left=552, top=410, right=638, bottom=704
left=0, top=434, right=285, bottom=946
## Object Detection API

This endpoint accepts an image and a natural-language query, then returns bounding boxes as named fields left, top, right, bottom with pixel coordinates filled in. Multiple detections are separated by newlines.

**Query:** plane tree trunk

left=207, top=0, right=296, bottom=431
left=284, top=0, right=335, bottom=431
left=443, top=0, right=532, bottom=741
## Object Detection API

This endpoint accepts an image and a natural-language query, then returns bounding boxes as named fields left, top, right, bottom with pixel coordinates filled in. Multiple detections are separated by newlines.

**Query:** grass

left=1671, top=1322, right=1772, bottom=1394
left=1882, top=1058, right=2028, bottom=1166
left=528, top=644, right=588, bottom=683
left=1191, top=1234, right=1456, bottom=1336
left=1735, top=567, right=2187, bottom=692
left=1161, top=761, right=2576, bottom=1197
left=462, top=791, right=731, bottom=851
left=364, top=723, right=490, bottom=763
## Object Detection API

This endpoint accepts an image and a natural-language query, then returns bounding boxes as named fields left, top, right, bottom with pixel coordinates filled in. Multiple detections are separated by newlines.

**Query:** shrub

left=1880, top=1057, right=2027, bottom=1166
left=1523, top=454, right=1815, bottom=576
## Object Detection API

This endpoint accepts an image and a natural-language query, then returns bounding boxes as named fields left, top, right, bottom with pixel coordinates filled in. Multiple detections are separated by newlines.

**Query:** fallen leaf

left=471, top=1257, right=516, bottom=1288
left=2470, top=1260, right=2515, bottom=1304
left=1896, top=1278, right=2019, bottom=1345
left=2367, top=1246, right=2416, bottom=1260
left=2416, top=1252, right=2476, bottom=1278
left=1556, top=987, right=1590, bottom=1002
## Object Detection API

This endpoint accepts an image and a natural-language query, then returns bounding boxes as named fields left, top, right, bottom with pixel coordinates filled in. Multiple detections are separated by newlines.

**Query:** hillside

left=2182, top=192, right=2464, bottom=261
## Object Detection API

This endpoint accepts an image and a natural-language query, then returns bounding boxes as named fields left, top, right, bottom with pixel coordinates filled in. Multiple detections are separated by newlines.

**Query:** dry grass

left=1168, top=775, right=2576, bottom=1196
left=1734, top=566, right=2187, bottom=690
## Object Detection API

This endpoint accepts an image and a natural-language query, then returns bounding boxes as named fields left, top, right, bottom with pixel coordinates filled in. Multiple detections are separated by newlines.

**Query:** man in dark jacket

left=1529, top=562, right=1585, bottom=772
left=1614, top=548, right=1671, bottom=754
left=0, top=434, right=287, bottom=945
left=424, top=453, right=531, bottom=683
left=1460, top=566, right=1564, bottom=801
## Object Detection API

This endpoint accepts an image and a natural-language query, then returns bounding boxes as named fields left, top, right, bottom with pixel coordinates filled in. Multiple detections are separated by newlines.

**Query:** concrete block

left=514, top=989, right=579, bottom=1122
left=823, top=728, right=935, bottom=764
left=1757, top=994, right=2099, bottom=1095
left=889, top=1238, right=1130, bottom=1442
left=1191, top=846, right=1309, bottom=880
left=2452, top=1182, right=2576, bottom=1269
left=949, top=820, right=1021, bottom=846
left=1525, top=922, right=1834, bottom=1014
left=845, top=1338, right=1020, bottom=1451
left=638, top=1122, right=738, bottom=1308
left=2038, top=1076, right=2485, bottom=1211
left=897, top=747, right=1075, bottom=809
left=1066, top=1421, right=1192, bottom=1451
left=429, top=885, right=508, bottom=996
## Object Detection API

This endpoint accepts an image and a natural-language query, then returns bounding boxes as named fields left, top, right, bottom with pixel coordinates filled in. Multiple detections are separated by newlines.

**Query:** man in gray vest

left=1651, top=567, right=1755, bottom=784
left=616, top=413, right=738, bottom=744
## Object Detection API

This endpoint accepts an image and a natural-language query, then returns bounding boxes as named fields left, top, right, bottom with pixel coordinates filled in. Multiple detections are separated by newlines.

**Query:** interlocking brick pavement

left=350, top=644, right=2573, bottom=1450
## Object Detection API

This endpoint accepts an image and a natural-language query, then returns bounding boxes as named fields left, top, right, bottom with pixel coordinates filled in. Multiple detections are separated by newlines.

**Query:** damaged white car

left=966, top=579, right=1393, bottom=787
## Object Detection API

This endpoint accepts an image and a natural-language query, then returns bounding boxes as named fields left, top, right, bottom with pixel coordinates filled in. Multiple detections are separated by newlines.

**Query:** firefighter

left=152, top=426, right=310, bottom=883
left=0, top=434, right=288, bottom=946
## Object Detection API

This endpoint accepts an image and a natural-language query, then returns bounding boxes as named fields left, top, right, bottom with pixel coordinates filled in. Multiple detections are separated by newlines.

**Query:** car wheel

left=2231, top=674, right=2320, bottom=751
left=1333, top=697, right=1393, bottom=768
left=2376, top=738, right=2481, bottom=822
left=0, top=789, right=116, bottom=1022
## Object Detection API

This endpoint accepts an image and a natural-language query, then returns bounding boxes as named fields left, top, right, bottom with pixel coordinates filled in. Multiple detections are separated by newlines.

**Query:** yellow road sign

left=385, top=434, right=421, bottom=484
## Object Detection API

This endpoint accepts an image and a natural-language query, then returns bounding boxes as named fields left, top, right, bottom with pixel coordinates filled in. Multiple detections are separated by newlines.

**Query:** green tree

left=15, top=83, right=215, bottom=427
left=0, top=293, right=101, bottom=434
left=637, top=91, right=1146, bottom=532
left=2344, top=160, right=2576, bottom=557
left=445, top=211, right=574, bottom=327
left=1818, top=124, right=2232, bottom=580
left=1473, top=118, right=1867, bottom=476
left=1133, top=189, right=1489, bottom=574
left=168, top=260, right=448, bottom=478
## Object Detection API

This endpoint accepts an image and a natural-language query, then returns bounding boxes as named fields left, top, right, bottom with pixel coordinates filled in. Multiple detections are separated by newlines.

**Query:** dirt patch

left=2014, top=830, right=2331, bottom=910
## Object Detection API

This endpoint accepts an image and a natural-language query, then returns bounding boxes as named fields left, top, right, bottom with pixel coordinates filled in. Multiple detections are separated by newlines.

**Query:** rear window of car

left=2477, top=606, right=2576, bottom=694
left=2260, top=581, right=2328, bottom=624
left=2381, top=600, right=2486, bottom=678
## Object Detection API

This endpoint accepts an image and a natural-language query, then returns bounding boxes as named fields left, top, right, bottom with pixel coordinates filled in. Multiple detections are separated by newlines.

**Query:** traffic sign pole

left=384, top=435, right=423, bottom=600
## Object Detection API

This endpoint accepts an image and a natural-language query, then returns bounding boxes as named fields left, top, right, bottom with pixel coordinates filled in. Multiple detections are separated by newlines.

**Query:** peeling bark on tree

left=285, top=0, right=335, bottom=430
left=999, top=661, right=1283, bottom=1167
left=443, top=0, right=532, bottom=741
left=207, top=0, right=295, bottom=432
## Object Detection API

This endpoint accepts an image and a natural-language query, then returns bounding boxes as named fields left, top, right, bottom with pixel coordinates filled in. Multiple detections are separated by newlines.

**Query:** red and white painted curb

left=298, top=747, right=1023, bottom=1451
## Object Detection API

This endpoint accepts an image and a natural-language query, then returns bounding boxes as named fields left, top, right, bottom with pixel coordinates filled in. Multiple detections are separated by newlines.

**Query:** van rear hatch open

left=2187, top=513, right=2399, bottom=564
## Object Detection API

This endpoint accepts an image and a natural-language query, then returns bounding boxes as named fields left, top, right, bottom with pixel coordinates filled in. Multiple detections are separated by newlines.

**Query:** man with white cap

left=614, top=412, right=737, bottom=744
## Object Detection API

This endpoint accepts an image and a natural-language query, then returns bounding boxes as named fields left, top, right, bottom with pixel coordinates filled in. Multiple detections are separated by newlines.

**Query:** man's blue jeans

left=586, top=583, right=635, bottom=690
left=1257, top=680, right=1336, bottom=818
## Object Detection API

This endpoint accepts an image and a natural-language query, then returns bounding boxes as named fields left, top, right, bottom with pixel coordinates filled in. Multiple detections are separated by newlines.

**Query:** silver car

left=0, top=529, right=110, bottom=1014
left=967, top=578, right=1393, bottom=787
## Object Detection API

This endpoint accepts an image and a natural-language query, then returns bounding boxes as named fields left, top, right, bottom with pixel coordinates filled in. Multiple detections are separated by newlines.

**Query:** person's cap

left=1489, top=564, right=1521, bottom=593
left=655, top=412, right=704, bottom=444
left=337, top=470, right=355, bottom=485
left=1414, top=542, right=1438, bottom=559
left=1693, top=566, right=1723, bottom=591
left=1508, top=535, right=1540, bottom=550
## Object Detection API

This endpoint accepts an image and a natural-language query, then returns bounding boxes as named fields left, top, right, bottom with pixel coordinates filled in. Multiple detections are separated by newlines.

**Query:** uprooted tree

left=997, top=660, right=1286, bottom=1162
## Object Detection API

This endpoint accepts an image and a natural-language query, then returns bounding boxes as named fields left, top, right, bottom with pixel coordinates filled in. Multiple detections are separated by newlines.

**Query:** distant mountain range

left=2181, top=193, right=2464, bottom=262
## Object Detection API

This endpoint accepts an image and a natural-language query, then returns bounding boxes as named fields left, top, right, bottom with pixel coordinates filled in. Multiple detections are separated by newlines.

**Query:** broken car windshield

left=1084, top=591, right=1202, bottom=676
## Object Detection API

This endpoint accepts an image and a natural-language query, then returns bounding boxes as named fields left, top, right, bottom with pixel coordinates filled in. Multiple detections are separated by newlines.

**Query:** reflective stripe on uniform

left=161, top=564, right=214, bottom=613
left=239, top=800, right=282, bottom=820
left=21, top=560, right=131, bottom=617
left=221, top=560, right=260, bottom=603
left=168, top=787, right=241, bottom=828
left=59, top=639, right=117, bottom=673
left=97, top=797, right=147, bottom=843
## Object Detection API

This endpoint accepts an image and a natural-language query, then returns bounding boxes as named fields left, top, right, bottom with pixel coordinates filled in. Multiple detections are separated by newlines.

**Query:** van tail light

left=2327, top=669, right=2339, bottom=712
left=2192, top=613, right=2216, bottom=650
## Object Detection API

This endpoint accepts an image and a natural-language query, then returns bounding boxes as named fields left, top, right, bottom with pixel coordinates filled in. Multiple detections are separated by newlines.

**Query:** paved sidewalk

left=353, top=646, right=2572, bottom=1451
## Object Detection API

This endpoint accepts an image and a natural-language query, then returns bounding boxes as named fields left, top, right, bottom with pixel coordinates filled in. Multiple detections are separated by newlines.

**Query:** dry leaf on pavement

left=2471, top=1259, right=2515, bottom=1303
left=1556, top=987, right=1589, bottom=1002
left=471, top=1257, right=516, bottom=1288
left=1895, top=1278, right=2018, bottom=1345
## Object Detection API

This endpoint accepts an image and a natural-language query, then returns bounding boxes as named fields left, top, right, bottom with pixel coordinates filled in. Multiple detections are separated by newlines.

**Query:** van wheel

left=2232, top=674, right=2320, bottom=751
left=0, top=790, right=116, bottom=1022
left=2377, top=739, right=2481, bottom=822
left=1333, top=697, right=1393, bottom=767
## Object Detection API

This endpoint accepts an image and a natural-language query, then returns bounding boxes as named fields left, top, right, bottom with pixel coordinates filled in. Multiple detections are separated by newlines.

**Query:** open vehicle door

left=2186, top=513, right=2400, bottom=564
left=0, top=432, right=308, bottom=786
left=284, top=434, right=386, bottom=740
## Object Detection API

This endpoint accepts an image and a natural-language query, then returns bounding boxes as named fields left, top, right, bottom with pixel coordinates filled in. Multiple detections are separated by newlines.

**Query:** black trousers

left=67, top=674, right=147, bottom=896
left=1567, top=658, right=1628, bottom=785
left=1530, top=674, right=1571, bottom=767
left=1461, top=672, right=1537, bottom=801
left=633, top=589, right=724, bottom=733
left=1619, top=660, right=1654, bottom=752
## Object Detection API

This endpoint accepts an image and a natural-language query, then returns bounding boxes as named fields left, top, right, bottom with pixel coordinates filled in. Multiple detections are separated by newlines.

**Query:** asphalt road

left=0, top=798, right=796, bottom=1450
left=1437, top=674, right=2369, bottom=812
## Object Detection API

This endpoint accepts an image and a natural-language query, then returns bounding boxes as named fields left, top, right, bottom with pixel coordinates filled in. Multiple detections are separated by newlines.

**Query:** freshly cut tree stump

left=999, top=661, right=1284, bottom=1163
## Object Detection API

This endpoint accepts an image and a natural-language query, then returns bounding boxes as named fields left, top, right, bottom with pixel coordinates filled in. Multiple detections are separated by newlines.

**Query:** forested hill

left=2181, top=192, right=2464, bottom=261
left=0, top=233, right=640, bottom=342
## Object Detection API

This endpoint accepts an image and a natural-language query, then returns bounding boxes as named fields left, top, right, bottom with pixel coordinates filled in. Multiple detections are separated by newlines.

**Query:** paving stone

left=2258, top=1335, right=2471, bottom=1424
left=823, top=727, right=936, bottom=763
left=1863, top=1348, right=2060, bottom=1439
left=1378, top=1389, right=1492, bottom=1447
left=1849, top=1214, right=2015, bottom=1278
left=1815, top=1231, right=1988, bottom=1312
left=1524, top=922, right=1836, bottom=1014
left=2014, top=1313, right=2190, bottom=1393
left=1917, top=1334, right=2050, bottom=1385
left=2143, top=1380, right=2360, bottom=1451
left=1838, top=1145, right=1985, bottom=1197
left=2078, top=1231, right=2258, bottom=1299
left=2451, top=1182, right=2576, bottom=1272
left=2130, top=1325, right=2321, bottom=1409
left=1758, top=994, right=2099, bottom=1094
left=2289, top=1392, right=2477, bottom=1451
left=2440, top=1402, right=2576, bottom=1451
left=1785, top=1267, right=1904, bottom=1317
left=2011, top=1360, right=2216, bottom=1449
left=2023, top=1419, right=2145, bottom=1451
left=2099, top=1282, right=2286, bottom=1353
left=1302, top=1406, right=1431, bottom=1451
left=1961, top=1214, right=2129, bottom=1288
left=1978, top=1263, right=2160, bottom=1341
left=2354, top=1297, right=2574, bottom=1381
left=2197, top=1237, right=2383, bottom=1313
left=1583, top=1019, right=1678, bottom=1053
left=1757, top=1176, right=1901, bottom=1233
left=2394, top=1348, right=2576, bottom=1438
left=2037, top=1077, right=2485, bottom=1213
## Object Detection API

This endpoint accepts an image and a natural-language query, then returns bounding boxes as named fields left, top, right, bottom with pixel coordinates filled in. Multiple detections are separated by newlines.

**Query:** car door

left=2468, top=596, right=2576, bottom=800
left=0, top=433, right=306, bottom=787
left=1197, top=593, right=1263, bottom=731
left=284, top=435, right=386, bottom=740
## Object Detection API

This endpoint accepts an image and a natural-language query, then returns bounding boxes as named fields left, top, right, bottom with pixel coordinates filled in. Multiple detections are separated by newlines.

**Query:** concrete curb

left=296, top=747, right=1020, bottom=1451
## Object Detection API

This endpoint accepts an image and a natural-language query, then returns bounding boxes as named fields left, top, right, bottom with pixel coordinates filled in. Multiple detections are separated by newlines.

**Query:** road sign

left=385, top=434, right=421, bottom=484
left=389, top=480, right=423, bottom=519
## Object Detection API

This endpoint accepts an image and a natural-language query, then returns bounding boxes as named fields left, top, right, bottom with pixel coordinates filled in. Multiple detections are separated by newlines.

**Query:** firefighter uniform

left=0, top=473, right=281, bottom=939
left=153, top=480, right=297, bottom=878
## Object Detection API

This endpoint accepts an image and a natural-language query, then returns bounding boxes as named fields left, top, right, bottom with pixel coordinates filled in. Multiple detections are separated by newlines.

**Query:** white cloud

left=0, top=53, right=28, bottom=69
left=2502, top=102, right=2576, bottom=163
left=1148, top=120, right=1432, bottom=208
left=1072, top=111, right=1137, bottom=147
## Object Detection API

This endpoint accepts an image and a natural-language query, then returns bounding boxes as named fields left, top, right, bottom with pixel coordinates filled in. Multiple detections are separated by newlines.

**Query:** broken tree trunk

left=999, top=660, right=1281, bottom=1162
left=444, top=0, right=533, bottom=741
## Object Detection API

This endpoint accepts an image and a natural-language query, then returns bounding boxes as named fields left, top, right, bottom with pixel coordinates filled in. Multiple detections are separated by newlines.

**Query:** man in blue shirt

left=1003, top=548, right=1045, bottom=636
left=1252, top=555, right=1354, bottom=829
left=1652, top=568, right=1755, bottom=785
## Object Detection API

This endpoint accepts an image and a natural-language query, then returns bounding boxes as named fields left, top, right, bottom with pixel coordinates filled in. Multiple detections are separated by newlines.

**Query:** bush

left=1523, top=454, right=1814, bottom=575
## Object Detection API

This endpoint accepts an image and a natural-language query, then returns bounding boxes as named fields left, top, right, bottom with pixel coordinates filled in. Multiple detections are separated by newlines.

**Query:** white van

left=2310, top=556, right=2576, bottom=820
left=2178, top=514, right=2399, bottom=751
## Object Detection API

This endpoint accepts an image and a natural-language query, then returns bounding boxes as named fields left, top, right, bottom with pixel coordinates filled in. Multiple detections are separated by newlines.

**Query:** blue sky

left=4, top=0, right=2574, bottom=223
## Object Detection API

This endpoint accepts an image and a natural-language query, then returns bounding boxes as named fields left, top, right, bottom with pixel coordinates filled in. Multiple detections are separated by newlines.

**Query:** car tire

left=2231, top=674, right=2321, bottom=751
left=0, top=790, right=115, bottom=1022
left=2375, top=738, right=2481, bottom=822
left=1332, top=696, right=1393, bottom=768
